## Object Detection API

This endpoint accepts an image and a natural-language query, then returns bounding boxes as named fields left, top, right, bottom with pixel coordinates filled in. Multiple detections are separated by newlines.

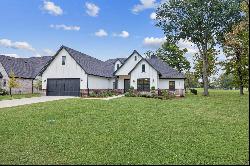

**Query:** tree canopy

left=156, top=0, right=243, bottom=96
left=156, top=42, right=191, bottom=73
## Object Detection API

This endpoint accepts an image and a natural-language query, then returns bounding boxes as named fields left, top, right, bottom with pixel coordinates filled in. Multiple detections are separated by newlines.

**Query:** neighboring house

left=40, top=46, right=185, bottom=96
left=0, top=55, right=51, bottom=94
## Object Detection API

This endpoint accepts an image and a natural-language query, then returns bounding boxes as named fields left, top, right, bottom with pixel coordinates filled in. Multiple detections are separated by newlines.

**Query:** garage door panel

left=47, top=78, right=80, bottom=96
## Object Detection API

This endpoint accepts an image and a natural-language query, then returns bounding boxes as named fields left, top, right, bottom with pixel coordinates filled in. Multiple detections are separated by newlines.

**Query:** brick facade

left=80, top=89, right=124, bottom=97
left=11, top=78, right=33, bottom=94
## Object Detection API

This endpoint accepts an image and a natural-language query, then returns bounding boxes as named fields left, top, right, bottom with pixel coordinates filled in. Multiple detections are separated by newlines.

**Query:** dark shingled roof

left=146, top=56, right=185, bottom=79
left=63, top=46, right=115, bottom=77
left=39, top=46, right=185, bottom=79
left=105, top=58, right=126, bottom=65
left=0, top=55, right=52, bottom=79
left=64, top=46, right=185, bottom=78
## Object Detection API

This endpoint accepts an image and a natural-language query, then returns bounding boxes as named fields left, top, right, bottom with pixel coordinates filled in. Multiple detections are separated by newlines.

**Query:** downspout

left=32, top=79, right=34, bottom=94
left=87, top=74, right=89, bottom=96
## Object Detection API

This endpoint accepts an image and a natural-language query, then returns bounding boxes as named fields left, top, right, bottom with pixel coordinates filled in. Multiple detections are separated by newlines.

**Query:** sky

left=0, top=0, right=224, bottom=75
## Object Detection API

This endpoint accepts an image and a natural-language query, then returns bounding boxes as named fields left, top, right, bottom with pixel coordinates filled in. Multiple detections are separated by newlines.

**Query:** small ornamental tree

left=8, top=70, right=20, bottom=96
left=33, top=80, right=42, bottom=92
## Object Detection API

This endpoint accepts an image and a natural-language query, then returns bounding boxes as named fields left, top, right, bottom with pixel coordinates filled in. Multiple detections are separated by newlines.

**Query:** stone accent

left=157, top=89, right=185, bottom=97
left=11, top=78, right=33, bottom=94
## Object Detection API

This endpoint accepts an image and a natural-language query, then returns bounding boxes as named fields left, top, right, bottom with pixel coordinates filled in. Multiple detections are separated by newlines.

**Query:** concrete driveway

left=0, top=96, right=77, bottom=109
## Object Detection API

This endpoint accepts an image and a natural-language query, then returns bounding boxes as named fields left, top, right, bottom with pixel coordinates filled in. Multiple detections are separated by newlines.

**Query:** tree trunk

left=202, top=50, right=209, bottom=96
left=236, top=50, right=244, bottom=95
left=10, top=88, right=12, bottom=97
left=240, top=85, right=244, bottom=95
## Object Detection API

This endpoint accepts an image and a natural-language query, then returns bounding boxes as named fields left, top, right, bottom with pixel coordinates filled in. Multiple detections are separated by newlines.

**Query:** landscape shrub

left=125, top=86, right=137, bottom=97
left=0, top=88, right=9, bottom=96
left=88, top=90, right=116, bottom=98
left=190, top=89, right=198, bottom=95
left=89, top=91, right=97, bottom=97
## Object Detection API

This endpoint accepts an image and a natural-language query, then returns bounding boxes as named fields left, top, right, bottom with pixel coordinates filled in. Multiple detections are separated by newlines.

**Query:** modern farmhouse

left=40, top=46, right=185, bottom=96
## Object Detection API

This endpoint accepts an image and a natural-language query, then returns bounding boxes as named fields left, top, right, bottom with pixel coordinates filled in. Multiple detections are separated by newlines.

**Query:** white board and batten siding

left=130, top=59, right=158, bottom=89
left=114, top=60, right=122, bottom=72
left=158, top=79, right=185, bottom=90
left=88, top=75, right=114, bottom=89
left=42, top=48, right=113, bottom=90
left=115, top=52, right=142, bottom=76
left=42, top=48, right=87, bottom=90
left=0, top=62, right=9, bottom=89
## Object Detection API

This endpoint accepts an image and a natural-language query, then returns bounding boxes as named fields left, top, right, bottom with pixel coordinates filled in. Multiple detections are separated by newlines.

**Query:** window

left=169, top=81, right=175, bottom=91
left=3, top=79, right=6, bottom=87
left=142, top=64, right=145, bottom=72
left=113, top=79, right=118, bottom=89
left=116, top=64, right=120, bottom=70
left=137, top=78, right=150, bottom=91
left=135, top=56, right=137, bottom=61
left=62, top=56, right=66, bottom=65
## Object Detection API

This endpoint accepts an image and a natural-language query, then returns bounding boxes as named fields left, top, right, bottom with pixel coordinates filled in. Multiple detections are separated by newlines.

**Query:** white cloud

left=150, top=12, right=157, bottom=20
left=113, top=31, right=130, bottom=38
left=50, top=24, right=80, bottom=31
left=43, top=49, right=54, bottom=56
left=132, top=0, right=158, bottom=13
left=0, top=39, right=12, bottom=47
left=0, top=39, right=35, bottom=51
left=85, top=2, right=100, bottom=17
left=1, top=53, right=20, bottom=58
left=42, top=1, right=63, bottom=16
left=12, top=42, right=35, bottom=51
left=177, top=39, right=198, bottom=54
left=143, top=37, right=166, bottom=48
left=95, top=29, right=108, bottom=37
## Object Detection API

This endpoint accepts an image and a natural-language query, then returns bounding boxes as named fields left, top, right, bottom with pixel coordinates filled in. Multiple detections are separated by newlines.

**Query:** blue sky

left=0, top=0, right=225, bottom=78
left=0, top=0, right=170, bottom=61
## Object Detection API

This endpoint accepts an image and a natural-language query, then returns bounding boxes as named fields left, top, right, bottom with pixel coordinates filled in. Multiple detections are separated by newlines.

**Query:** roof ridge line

left=63, top=45, right=105, bottom=63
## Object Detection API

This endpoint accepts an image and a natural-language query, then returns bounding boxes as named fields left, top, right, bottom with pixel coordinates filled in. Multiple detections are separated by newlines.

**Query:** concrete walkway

left=0, top=96, right=76, bottom=109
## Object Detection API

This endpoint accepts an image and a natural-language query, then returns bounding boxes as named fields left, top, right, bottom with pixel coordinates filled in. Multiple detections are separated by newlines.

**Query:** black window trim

left=169, top=81, right=175, bottom=91
left=62, top=56, right=66, bottom=65
left=137, top=78, right=150, bottom=92
left=142, top=64, right=145, bottom=73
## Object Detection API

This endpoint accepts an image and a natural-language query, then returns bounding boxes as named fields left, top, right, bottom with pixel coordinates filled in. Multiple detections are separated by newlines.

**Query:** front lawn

left=0, top=93, right=41, bottom=101
left=0, top=90, right=248, bottom=165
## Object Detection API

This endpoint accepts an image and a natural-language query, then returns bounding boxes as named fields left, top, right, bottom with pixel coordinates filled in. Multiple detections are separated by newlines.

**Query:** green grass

left=0, top=90, right=248, bottom=165
left=0, top=93, right=41, bottom=101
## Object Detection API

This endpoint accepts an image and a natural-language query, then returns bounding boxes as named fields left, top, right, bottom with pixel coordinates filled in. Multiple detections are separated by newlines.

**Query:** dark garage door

left=47, top=78, right=80, bottom=96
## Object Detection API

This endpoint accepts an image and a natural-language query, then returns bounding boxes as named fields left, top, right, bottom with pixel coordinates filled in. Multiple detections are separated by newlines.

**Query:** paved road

left=0, top=96, right=77, bottom=109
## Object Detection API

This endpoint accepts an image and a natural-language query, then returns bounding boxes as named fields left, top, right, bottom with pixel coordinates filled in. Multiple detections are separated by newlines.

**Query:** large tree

left=156, top=0, right=243, bottom=96
left=156, top=42, right=191, bottom=72
left=193, top=48, right=219, bottom=81
left=222, top=0, right=249, bottom=95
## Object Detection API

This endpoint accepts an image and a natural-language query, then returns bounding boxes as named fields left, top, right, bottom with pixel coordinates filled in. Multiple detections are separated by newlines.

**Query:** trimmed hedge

left=190, top=89, right=198, bottom=95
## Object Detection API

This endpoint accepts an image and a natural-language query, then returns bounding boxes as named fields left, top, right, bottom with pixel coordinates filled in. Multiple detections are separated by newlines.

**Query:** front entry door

left=124, top=79, right=130, bottom=93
